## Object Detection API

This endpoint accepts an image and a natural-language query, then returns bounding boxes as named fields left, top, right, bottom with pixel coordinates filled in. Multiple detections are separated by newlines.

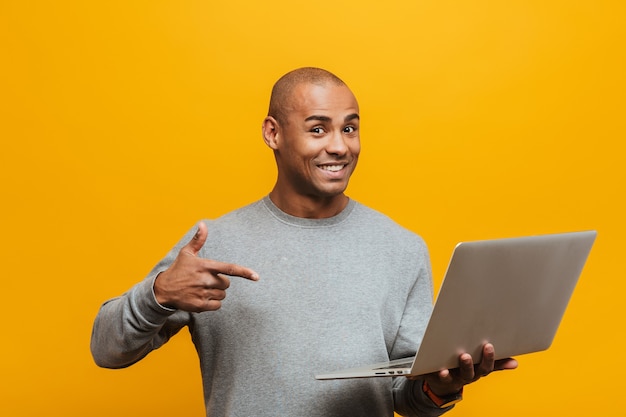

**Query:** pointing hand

left=153, top=221, right=259, bottom=312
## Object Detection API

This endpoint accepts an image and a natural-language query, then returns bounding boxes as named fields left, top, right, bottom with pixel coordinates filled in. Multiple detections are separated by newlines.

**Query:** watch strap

left=422, top=380, right=463, bottom=408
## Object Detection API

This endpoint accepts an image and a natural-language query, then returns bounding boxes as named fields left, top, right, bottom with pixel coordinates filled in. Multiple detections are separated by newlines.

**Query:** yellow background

left=1, top=1, right=624, bottom=416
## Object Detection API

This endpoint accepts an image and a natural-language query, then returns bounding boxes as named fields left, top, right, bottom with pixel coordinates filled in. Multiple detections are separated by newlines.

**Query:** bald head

left=268, top=67, right=348, bottom=125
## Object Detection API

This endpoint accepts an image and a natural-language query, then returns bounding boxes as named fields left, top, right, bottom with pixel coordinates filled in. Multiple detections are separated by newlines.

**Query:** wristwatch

left=422, top=380, right=463, bottom=408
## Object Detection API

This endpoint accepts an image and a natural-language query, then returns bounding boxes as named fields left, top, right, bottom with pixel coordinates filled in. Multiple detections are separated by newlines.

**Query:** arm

left=90, top=221, right=259, bottom=368
left=391, top=240, right=519, bottom=416
left=90, top=274, right=191, bottom=368
left=392, top=243, right=450, bottom=417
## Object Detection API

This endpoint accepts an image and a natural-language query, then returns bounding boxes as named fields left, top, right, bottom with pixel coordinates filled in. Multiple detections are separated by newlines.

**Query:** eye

left=311, top=126, right=325, bottom=134
left=343, top=126, right=357, bottom=134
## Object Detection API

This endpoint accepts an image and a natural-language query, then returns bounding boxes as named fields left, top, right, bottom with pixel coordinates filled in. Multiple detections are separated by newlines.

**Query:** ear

left=262, top=116, right=280, bottom=150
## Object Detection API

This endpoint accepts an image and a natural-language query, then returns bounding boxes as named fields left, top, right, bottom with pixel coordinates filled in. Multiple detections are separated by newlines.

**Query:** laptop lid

left=316, top=231, right=596, bottom=379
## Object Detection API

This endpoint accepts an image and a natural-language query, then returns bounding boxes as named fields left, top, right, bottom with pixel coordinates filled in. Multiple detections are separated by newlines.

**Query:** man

left=91, top=67, right=517, bottom=416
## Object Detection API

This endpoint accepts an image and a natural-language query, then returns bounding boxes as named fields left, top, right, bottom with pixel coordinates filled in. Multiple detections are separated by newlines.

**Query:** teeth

left=320, top=165, right=344, bottom=172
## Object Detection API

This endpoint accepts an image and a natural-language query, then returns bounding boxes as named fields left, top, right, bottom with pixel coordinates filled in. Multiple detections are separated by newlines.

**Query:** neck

left=268, top=190, right=349, bottom=219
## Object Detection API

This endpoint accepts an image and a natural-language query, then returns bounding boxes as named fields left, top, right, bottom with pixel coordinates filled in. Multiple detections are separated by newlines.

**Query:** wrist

left=152, top=272, right=176, bottom=311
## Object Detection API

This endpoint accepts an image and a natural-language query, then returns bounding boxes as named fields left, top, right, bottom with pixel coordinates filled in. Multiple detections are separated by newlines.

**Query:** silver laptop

left=315, top=231, right=596, bottom=379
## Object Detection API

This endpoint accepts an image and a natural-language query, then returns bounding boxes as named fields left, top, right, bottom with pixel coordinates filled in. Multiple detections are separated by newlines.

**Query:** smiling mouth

left=319, top=164, right=347, bottom=172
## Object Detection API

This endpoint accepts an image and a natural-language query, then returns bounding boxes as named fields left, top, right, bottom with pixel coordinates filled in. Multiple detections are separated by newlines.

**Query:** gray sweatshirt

left=91, top=196, right=452, bottom=417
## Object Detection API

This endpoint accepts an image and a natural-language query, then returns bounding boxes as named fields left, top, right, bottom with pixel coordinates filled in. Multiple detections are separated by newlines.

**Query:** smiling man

left=91, top=67, right=515, bottom=417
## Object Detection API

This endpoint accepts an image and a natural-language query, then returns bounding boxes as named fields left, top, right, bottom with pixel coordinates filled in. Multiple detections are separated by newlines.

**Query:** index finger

left=206, top=260, right=260, bottom=282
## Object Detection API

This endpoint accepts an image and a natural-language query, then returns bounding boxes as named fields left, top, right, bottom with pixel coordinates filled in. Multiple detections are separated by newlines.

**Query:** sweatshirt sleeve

left=90, top=229, right=195, bottom=369
left=392, top=237, right=454, bottom=416
left=90, top=274, right=191, bottom=368
left=393, top=378, right=456, bottom=417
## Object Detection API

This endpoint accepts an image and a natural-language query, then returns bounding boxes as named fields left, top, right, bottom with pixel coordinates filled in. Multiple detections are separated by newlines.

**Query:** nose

left=325, top=131, right=349, bottom=156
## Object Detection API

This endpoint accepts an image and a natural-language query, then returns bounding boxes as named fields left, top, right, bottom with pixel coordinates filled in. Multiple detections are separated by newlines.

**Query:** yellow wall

left=1, top=1, right=624, bottom=415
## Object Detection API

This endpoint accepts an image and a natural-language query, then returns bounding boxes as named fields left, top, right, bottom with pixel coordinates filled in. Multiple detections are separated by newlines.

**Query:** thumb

left=186, top=221, right=208, bottom=256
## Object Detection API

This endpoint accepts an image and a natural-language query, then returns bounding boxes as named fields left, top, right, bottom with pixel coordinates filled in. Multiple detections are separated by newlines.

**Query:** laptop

left=315, top=230, right=597, bottom=379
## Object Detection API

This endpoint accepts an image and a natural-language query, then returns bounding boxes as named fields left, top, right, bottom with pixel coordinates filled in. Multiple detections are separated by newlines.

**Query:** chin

left=315, top=184, right=350, bottom=198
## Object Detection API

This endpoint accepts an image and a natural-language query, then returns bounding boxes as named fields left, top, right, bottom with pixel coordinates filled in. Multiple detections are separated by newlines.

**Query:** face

left=264, top=82, right=360, bottom=203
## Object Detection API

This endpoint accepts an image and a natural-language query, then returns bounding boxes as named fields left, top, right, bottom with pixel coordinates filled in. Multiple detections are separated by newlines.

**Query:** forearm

left=90, top=275, right=189, bottom=368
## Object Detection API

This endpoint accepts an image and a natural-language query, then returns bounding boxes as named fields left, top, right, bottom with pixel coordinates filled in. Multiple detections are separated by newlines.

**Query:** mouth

left=318, top=164, right=347, bottom=172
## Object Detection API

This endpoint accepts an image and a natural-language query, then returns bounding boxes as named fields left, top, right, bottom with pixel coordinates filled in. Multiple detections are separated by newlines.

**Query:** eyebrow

left=304, top=113, right=360, bottom=123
